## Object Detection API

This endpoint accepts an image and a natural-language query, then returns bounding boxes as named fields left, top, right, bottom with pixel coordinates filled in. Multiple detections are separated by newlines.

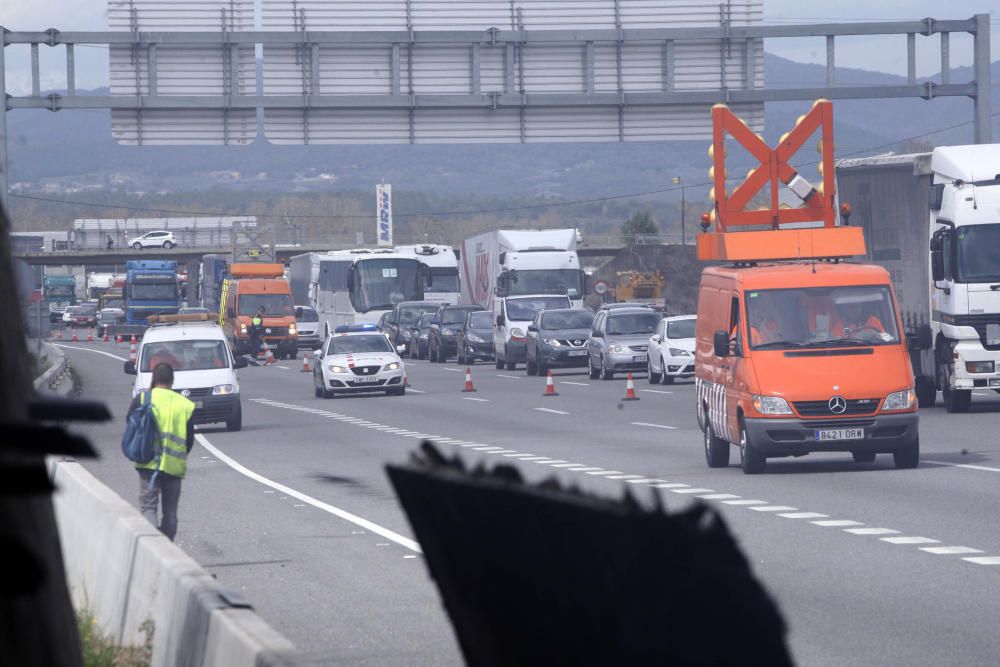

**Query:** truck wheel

left=893, top=436, right=920, bottom=469
left=915, top=377, right=936, bottom=408
left=942, top=384, right=971, bottom=413
left=647, top=358, right=661, bottom=384
left=226, top=405, right=242, bottom=432
left=704, top=410, right=730, bottom=468
left=739, top=420, right=765, bottom=474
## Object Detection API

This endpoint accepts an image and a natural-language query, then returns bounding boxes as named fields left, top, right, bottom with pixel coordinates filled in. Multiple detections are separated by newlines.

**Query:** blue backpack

left=122, top=391, right=162, bottom=464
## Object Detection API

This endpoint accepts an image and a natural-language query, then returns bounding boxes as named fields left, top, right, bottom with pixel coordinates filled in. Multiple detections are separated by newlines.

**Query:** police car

left=313, top=324, right=406, bottom=398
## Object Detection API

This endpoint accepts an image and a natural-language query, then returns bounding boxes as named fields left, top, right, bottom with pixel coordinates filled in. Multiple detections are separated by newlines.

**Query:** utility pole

left=672, top=176, right=686, bottom=245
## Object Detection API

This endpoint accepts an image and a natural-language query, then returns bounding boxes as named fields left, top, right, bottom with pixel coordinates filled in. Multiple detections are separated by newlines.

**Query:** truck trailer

left=836, top=144, right=1000, bottom=412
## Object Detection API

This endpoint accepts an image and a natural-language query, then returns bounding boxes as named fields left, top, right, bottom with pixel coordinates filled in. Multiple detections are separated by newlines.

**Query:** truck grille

left=953, top=315, right=1000, bottom=351
left=793, top=398, right=880, bottom=417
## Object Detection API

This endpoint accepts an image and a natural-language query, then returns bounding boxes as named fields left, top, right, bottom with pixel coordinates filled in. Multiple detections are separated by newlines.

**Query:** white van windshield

left=140, top=340, right=229, bottom=372
left=745, top=285, right=899, bottom=350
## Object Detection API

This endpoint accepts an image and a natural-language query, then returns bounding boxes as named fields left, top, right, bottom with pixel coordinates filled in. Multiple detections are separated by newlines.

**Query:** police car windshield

left=140, top=340, right=229, bottom=372
left=327, top=335, right=394, bottom=355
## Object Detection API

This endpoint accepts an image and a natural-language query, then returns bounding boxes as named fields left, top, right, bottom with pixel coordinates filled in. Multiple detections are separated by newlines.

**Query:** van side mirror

left=233, top=356, right=248, bottom=369
left=713, top=330, right=731, bottom=357
left=496, top=314, right=505, bottom=327
left=123, top=360, right=136, bottom=375
left=931, top=249, right=944, bottom=282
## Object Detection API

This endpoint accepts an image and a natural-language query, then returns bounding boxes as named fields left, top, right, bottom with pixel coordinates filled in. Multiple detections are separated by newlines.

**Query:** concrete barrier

left=33, top=340, right=69, bottom=393
left=50, top=460, right=300, bottom=666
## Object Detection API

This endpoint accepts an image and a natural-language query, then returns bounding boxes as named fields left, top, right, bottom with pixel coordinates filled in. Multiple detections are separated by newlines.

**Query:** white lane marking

left=698, top=493, right=741, bottom=500
left=586, top=470, right=624, bottom=476
left=462, top=397, right=490, bottom=402
left=572, top=467, right=610, bottom=473
left=881, top=536, right=940, bottom=545
left=275, top=366, right=290, bottom=371
left=195, top=434, right=421, bottom=553
left=630, top=422, right=678, bottom=430
left=54, top=344, right=127, bottom=361
left=535, top=407, right=569, bottom=415
left=469, top=446, right=502, bottom=451
left=549, top=463, right=588, bottom=468
left=561, top=381, right=590, bottom=386
left=503, top=453, right=536, bottom=459
left=653, top=483, right=690, bottom=489
left=442, top=368, right=463, bottom=373
left=533, top=459, right=566, bottom=465
left=813, top=520, right=864, bottom=527
left=496, top=374, right=521, bottom=379
left=778, top=512, right=828, bottom=519
left=489, top=450, right=519, bottom=455
left=845, top=528, right=900, bottom=536
left=639, top=389, right=674, bottom=395
left=963, top=556, right=1000, bottom=565
left=605, top=474, right=645, bottom=480
left=671, top=488, right=715, bottom=494
left=723, top=499, right=767, bottom=505
left=749, top=505, right=797, bottom=512
left=519, top=456, right=556, bottom=462
left=920, top=546, right=984, bottom=555
left=407, top=388, right=427, bottom=394
left=626, top=478, right=668, bottom=485
left=924, top=459, right=1000, bottom=473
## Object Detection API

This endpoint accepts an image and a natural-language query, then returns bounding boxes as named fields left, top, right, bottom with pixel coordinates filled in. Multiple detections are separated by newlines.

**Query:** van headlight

left=328, top=364, right=347, bottom=373
left=240, top=324, right=247, bottom=334
left=882, top=388, right=916, bottom=412
left=510, top=328, right=524, bottom=338
left=289, top=324, right=297, bottom=335
left=752, top=395, right=793, bottom=416
left=385, top=362, right=400, bottom=371
left=212, top=384, right=234, bottom=395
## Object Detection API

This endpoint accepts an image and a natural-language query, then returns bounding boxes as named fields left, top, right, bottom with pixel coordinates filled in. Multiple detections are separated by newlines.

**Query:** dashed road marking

left=845, top=527, right=900, bottom=536
left=671, top=488, right=715, bottom=494
left=442, top=368, right=463, bottom=373
left=924, top=459, right=1000, bottom=473
left=561, top=381, right=590, bottom=386
left=605, top=474, right=645, bottom=480
left=963, top=556, right=1000, bottom=565
left=654, top=483, right=690, bottom=489
left=535, top=407, right=569, bottom=415
left=639, top=389, right=674, bottom=395
left=549, top=462, right=588, bottom=468
left=881, top=536, right=940, bottom=545
left=496, top=374, right=521, bottom=379
left=630, top=422, right=677, bottom=430
left=586, top=470, right=624, bottom=476
left=698, top=493, right=741, bottom=500
left=566, top=467, right=605, bottom=473
left=750, top=505, right=797, bottom=512
left=462, top=397, right=490, bottom=402
left=813, top=520, right=864, bottom=527
left=407, top=388, right=427, bottom=394
left=627, top=478, right=668, bottom=485
left=920, top=546, right=983, bottom=555
left=723, top=499, right=767, bottom=505
left=778, top=512, right=828, bottom=519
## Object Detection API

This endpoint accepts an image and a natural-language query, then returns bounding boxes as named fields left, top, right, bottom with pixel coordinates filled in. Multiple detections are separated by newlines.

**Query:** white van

left=124, top=316, right=246, bottom=431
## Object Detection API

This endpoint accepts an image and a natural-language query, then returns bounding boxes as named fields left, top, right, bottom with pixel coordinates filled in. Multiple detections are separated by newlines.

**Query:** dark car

left=387, top=301, right=440, bottom=354
left=429, top=304, right=486, bottom=363
left=525, top=308, right=595, bottom=375
left=456, top=310, right=495, bottom=365
left=408, top=313, right=436, bottom=360
left=71, top=304, right=99, bottom=328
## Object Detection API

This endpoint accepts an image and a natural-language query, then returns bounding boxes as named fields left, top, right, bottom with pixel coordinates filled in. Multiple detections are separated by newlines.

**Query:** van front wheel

left=739, top=420, right=765, bottom=474
left=893, top=436, right=920, bottom=469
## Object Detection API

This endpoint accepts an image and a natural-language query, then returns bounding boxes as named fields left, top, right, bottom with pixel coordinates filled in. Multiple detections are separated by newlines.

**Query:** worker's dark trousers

left=138, top=469, right=183, bottom=541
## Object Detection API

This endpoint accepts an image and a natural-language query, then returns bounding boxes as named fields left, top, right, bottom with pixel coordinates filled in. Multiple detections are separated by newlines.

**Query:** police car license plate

left=633, top=354, right=648, bottom=362
left=816, top=428, right=864, bottom=441
left=353, top=376, right=379, bottom=383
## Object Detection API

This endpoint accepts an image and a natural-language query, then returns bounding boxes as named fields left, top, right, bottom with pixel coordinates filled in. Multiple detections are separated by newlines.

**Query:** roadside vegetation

left=77, top=607, right=153, bottom=667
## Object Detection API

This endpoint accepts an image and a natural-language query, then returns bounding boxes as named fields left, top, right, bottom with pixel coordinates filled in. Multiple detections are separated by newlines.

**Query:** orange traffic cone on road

left=543, top=369, right=559, bottom=397
left=263, top=340, right=276, bottom=366
left=103, top=330, right=110, bottom=342
left=86, top=329, right=94, bottom=342
left=115, top=334, right=122, bottom=344
left=71, top=329, right=78, bottom=342
left=301, top=350, right=311, bottom=372
left=129, top=336, right=137, bottom=364
left=622, top=372, right=640, bottom=401
left=462, top=367, right=477, bottom=392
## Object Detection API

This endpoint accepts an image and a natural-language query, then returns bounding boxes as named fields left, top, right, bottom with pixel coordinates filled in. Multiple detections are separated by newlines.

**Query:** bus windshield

left=351, top=259, right=422, bottom=312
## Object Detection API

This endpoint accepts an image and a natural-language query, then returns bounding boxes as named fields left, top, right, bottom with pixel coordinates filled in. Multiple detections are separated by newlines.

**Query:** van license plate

left=815, top=428, right=864, bottom=441
left=632, top=354, right=648, bottom=362
left=194, top=401, right=203, bottom=409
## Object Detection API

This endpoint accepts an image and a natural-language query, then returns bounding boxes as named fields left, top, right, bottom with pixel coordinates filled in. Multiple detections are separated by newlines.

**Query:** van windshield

left=745, top=285, right=899, bottom=350
left=239, top=294, right=293, bottom=316
left=140, top=340, right=229, bottom=372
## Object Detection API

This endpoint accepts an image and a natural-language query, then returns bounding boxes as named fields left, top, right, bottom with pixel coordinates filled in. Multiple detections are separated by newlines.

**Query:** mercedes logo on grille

left=265, top=327, right=272, bottom=334
left=828, top=395, right=847, bottom=414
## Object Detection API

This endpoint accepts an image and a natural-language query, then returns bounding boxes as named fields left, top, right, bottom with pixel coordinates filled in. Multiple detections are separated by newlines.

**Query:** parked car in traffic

left=386, top=301, right=441, bottom=355
left=128, top=230, right=177, bottom=249
left=408, top=313, right=435, bottom=360
left=455, top=310, right=495, bottom=365
left=587, top=307, right=662, bottom=380
left=70, top=303, right=99, bottom=328
left=525, top=308, right=595, bottom=375
left=648, top=315, right=696, bottom=384
left=313, top=324, right=406, bottom=398
left=599, top=302, right=655, bottom=310
left=429, top=304, right=486, bottom=363
left=294, top=305, right=322, bottom=350
left=96, top=307, right=124, bottom=337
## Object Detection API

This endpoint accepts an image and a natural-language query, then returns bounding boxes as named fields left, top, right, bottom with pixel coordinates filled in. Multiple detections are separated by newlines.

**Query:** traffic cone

left=129, top=337, right=137, bottom=364
left=301, top=350, right=311, bottom=372
left=542, top=369, right=559, bottom=397
left=71, top=329, right=78, bottom=342
left=622, top=372, right=640, bottom=401
left=404, top=373, right=410, bottom=387
left=263, top=340, right=276, bottom=366
left=115, top=334, right=122, bottom=344
left=86, top=329, right=94, bottom=342
left=462, top=367, right=476, bottom=392
left=103, top=330, right=110, bottom=342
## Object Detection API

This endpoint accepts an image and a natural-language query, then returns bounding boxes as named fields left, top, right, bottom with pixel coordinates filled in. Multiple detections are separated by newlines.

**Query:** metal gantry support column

left=972, top=13, right=992, bottom=144
left=0, top=29, right=8, bottom=216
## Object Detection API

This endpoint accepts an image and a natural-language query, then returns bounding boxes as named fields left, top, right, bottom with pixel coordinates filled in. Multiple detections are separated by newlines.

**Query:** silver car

left=587, top=307, right=663, bottom=380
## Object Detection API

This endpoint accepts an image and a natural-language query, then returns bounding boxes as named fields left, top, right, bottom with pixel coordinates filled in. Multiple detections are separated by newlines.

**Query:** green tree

left=621, top=211, right=658, bottom=244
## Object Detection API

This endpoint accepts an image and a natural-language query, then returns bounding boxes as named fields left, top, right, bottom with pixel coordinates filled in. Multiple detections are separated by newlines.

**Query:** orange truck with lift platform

left=695, top=100, right=919, bottom=474
left=219, top=263, right=298, bottom=360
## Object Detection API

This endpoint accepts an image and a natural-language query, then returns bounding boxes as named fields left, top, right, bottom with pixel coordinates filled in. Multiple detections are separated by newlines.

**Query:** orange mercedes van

left=220, top=263, right=298, bottom=359
left=695, top=261, right=918, bottom=474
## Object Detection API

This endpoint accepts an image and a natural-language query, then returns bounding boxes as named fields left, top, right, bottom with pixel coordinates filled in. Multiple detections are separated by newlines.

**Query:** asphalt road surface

left=58, top=341, right=1000, bottom=666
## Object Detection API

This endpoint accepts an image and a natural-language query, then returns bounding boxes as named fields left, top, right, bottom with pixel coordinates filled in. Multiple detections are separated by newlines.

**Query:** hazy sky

left=0, top=1, right=997, bottom=94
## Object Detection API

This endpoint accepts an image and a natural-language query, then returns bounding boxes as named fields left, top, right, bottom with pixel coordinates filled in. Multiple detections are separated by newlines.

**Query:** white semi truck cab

left=928, top=145, right=1000, bottom=411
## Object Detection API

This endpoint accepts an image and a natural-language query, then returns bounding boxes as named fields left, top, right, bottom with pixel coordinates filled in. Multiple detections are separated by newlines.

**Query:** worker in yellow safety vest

left=126, top=362, right=196, bottom=541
